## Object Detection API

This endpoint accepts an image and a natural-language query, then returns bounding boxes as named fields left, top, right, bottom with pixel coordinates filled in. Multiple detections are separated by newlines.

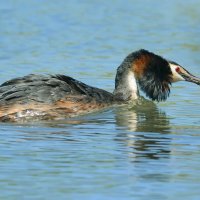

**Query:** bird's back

left=0, top=74, right=114, bottom=122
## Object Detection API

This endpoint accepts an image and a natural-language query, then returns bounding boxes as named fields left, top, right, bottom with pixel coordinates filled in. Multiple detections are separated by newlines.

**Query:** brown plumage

left=0, top=49, right=199, bottom=122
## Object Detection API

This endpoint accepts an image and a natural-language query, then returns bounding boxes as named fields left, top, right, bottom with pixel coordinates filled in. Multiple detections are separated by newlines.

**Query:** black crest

left=137, top=50, right=172, bottom=102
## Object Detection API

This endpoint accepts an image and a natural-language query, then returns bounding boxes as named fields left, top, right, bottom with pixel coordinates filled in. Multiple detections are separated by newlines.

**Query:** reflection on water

left=115, top=98, right=170, bottom=133
left=115, top=98, right=171, bottom=161
left=0, top=97, right=199, bottom=200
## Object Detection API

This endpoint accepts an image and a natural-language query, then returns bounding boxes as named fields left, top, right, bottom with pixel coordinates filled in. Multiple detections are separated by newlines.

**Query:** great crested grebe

left=0, top=49, right=199, bottom=122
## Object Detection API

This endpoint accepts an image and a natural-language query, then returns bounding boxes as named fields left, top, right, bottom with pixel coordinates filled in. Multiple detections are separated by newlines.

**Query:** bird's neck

left=113, top=62, right=139, bottom=101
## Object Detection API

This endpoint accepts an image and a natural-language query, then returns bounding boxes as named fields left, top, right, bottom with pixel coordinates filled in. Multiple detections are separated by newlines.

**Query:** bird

left=0, top=49, right=199, bottom=122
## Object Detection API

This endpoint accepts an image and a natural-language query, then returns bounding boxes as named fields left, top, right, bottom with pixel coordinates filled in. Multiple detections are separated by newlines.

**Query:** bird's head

left=131, top=49, right=200, bottom=101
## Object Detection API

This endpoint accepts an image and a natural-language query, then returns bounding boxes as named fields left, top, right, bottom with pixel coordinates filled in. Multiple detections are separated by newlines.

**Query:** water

left=0, top=0, right=200, bottom=199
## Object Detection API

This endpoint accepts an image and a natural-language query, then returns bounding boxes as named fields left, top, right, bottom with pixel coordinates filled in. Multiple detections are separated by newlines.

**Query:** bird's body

left=0, top=74, right=116, bottom=122
left=0, top=49, right=199, bottom=122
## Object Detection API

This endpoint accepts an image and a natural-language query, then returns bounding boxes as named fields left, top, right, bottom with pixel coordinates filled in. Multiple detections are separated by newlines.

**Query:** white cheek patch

left=169, top=63, right=185, bottom=82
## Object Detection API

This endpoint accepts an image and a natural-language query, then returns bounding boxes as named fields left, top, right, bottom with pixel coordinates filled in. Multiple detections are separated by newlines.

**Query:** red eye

left=175, top=67, right=180, bottom=72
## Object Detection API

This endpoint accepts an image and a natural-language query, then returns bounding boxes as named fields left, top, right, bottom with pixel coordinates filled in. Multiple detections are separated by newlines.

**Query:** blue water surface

left=0, top=0, right=200, bottom=199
